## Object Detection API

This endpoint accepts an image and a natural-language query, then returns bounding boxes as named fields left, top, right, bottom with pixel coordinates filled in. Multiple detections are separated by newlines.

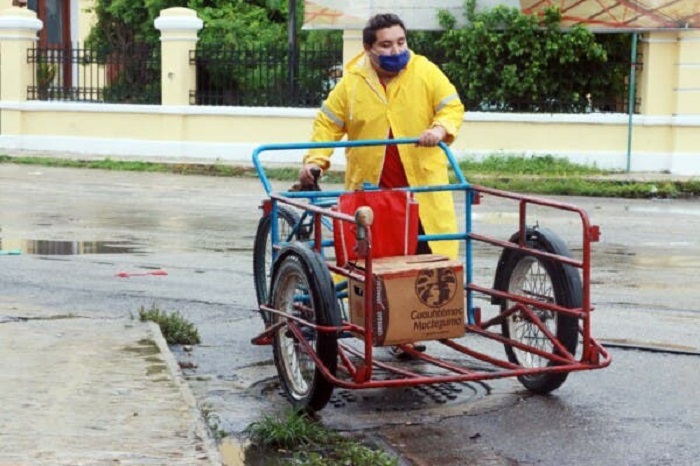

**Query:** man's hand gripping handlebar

left=292, top=164, right=322, bottom=192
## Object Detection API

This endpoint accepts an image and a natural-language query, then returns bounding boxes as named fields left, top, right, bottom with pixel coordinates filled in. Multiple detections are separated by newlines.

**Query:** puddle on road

left=220, top=438, right=245, bottom=466
left=220, top=438, right=280, bottom=466
left=632, top=255, right=700, bottom=269
left=0, top=239, right=143, bottom=255
left=597, top=246, right=700, bottom=270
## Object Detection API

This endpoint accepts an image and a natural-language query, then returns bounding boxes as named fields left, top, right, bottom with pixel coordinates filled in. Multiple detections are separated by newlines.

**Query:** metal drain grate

left=258, top=374, right=488, bottom=413
left=327, top=380, right=480, bottom=412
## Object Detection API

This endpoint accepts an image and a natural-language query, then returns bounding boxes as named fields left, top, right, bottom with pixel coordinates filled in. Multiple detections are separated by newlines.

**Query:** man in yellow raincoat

left=300, top=13, right=464, bottom=260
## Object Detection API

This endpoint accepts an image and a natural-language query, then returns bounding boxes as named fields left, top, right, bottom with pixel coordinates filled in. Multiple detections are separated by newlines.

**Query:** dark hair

left=362, top=13, right=406, bottom=46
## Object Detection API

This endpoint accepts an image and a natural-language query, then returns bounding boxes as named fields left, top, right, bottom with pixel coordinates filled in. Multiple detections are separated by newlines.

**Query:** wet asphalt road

left=1, top=164, right=699, bottom=465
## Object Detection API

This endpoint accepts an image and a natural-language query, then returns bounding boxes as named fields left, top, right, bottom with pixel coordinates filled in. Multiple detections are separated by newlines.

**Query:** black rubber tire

left=253, top=206, right=303, bottom=322
left=494, top=227, right=581, bottom=394
left=269, top=242, right=340, bottom=412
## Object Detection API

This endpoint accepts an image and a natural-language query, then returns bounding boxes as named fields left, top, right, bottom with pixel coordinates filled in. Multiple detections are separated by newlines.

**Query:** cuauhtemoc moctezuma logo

left=415, top=268, right=458, bottom=308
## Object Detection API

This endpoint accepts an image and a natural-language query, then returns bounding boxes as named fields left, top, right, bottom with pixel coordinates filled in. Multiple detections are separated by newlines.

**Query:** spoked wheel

left=253, top=205, right=308, bottom=323
left=269, top=242, right=340, bottom=412
left=494, top=227, right=581, bottom=394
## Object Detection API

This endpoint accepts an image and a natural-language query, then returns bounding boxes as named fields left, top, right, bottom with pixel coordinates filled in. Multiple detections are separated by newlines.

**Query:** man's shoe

left=389, top=342, right=426, bottom=360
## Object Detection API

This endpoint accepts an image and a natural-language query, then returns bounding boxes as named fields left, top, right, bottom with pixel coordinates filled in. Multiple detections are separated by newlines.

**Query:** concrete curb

left=147, top=321, right=223, bottom=466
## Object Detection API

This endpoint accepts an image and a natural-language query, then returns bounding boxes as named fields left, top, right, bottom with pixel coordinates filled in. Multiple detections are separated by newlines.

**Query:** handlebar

left=252, top=138, right=467, bottom=196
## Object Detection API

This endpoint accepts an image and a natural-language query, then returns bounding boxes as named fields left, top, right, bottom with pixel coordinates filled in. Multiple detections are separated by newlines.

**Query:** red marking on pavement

left=115, top=270, right=168, bottom=278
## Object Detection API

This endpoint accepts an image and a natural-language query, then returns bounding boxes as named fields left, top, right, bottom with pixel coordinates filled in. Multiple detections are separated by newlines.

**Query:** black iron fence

left=190, top=40, right=343, bottom=107
left=27, top=45, right=160, bottom=104
left=26, top=37, right=639, bottom=113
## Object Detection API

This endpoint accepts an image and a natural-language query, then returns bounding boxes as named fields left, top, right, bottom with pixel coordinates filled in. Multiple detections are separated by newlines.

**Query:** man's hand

left=299, top=163, right=322, bottom=187
left=417, top=126, right=447, bottom=147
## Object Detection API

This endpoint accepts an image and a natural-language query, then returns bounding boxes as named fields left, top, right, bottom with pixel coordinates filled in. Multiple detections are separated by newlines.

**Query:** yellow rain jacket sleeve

left=303, top=51, right=464, bottom=258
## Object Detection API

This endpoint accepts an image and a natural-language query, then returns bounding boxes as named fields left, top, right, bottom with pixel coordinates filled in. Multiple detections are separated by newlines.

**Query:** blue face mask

left=375, top=49, right=410, bottom=72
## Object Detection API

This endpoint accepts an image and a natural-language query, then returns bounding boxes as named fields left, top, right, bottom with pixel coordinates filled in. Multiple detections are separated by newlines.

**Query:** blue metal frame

left=253, top=138, right=478, bottom=324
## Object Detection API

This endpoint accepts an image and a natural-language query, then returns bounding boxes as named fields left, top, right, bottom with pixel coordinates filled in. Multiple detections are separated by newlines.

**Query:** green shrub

left=138, top=304, right=201, bottom=345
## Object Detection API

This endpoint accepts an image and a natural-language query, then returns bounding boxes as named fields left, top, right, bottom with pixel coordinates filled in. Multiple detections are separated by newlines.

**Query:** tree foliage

left=85, top=0, right=631, bottom=111
left=86, top=0, right=291, bottom=50
left=85, top=0, right=342, bottom=107
left=434, top=0, right=631, bottom=112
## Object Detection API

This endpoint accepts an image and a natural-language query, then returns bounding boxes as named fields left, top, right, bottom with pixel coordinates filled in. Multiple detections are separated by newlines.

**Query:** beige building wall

left=342, top=30, right=364, bottom=65
left=78, top=0, right=96, bottom=43
left=638, top=32, right=678, bottom=116
left=1, top=102, right=692, bottom=174
left=1, top=7, right=699, bottom=175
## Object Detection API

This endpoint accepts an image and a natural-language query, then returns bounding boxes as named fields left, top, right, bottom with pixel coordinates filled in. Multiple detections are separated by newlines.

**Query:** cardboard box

left=348, top=255, right=465, bottom=346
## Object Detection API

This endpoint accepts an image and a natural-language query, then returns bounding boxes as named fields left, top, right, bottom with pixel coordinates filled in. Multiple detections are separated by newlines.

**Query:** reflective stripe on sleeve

left=435, top=93, right=459, bottom=113
left=321, top=104, right=344, bottom=128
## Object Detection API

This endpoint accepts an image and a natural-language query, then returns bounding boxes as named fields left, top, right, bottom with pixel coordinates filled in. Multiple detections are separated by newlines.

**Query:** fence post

left=342, top=29, right=363, bottom=67
left=674, top=30, right=700, bottom=116
left=671, top=29, right=700, bottom=174
left=0, top=8, right=42, bottom=133
left=637, top=32, right=678, bottom=116
left=154, top=7, right=202, bottom=106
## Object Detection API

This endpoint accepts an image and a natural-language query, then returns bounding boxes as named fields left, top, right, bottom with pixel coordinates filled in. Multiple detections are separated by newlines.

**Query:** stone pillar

left=0, top=7, right=42, bottom=134
left=671, top=30, right=700, bottom=174
left=154, top=7, right=203, bottom=106
left=637, top=31, right=678, bottom=116
left=674, top=30, right=700, bottom=115
left=342, top=29, right=363, bottom=66
left=637, top=31, right=700, bottom=175
left=639, top=30, right=700, bottom=117
left=0, top=7, right=42, bottom=101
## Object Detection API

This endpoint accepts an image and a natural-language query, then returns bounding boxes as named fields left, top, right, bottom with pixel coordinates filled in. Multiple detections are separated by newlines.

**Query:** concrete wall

left=1, top=7, right=699, bottom=175
left=2, top=102, right=697, bottom=174
left=77, top=0, right=96, bottom=43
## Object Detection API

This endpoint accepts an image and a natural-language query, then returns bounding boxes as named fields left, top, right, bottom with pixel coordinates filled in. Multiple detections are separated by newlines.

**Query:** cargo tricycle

left=250, top=138, right=611, bottom=412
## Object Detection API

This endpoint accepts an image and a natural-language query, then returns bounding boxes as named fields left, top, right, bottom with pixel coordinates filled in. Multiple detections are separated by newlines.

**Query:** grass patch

left=137, top=304, right=201, bottom=345
left=459, top=153, right=609, bottom=176
left=0, top=155, right=251, bottom=177
left=0, top=154, right=347, bottom=182
left=473, top=176, right=700, bottom=198
left=245, top=409, right=398, bottom=466
left=2, top=153, right=697, bottom=198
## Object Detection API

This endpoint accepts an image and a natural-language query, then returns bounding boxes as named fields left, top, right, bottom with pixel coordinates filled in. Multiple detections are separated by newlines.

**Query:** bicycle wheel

left=253, top=206, right=304, bottom=322
left=269, top=242, right=340, bottom=412
left=494, top=227, right=581, bottom=394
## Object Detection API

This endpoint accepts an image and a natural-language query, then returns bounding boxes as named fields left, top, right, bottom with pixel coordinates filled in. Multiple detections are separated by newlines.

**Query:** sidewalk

left=3, top=149, right=698, bottom=184
left=0, top=315, right=222, bottom=465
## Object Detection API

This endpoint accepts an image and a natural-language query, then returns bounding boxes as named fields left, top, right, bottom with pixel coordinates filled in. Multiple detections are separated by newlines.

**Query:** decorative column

left=154, top=7, right=203, bottom=106
left=674, top=30, right=700, bottom=116
left=342, top=29, right=363, bottom=66
left=0, top=7, right=42, bottom=134
left=0, top=7, right=41, bottom=101
left=636, top=30, right=700, bottom=174
left=671, top=30, right=700, bottom=174
left=637, top=31, right=678, bottom=116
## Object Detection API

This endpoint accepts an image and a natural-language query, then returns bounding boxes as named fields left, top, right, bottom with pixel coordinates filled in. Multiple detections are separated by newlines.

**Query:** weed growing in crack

left=245, top=409, right=398, bottom=466
left=137, top=304, right=201, bottom=345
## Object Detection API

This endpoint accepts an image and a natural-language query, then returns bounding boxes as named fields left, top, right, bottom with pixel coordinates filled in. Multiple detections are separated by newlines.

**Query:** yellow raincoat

left=304, top=50, right=465, bottom=258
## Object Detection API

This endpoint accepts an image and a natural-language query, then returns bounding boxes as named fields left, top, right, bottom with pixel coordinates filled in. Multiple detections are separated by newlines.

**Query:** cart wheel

left=253, top=206, right=306, bottom=323
left=269, top=242, right=340, bottom=412
left=494, top=227, right=580, bottom=394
